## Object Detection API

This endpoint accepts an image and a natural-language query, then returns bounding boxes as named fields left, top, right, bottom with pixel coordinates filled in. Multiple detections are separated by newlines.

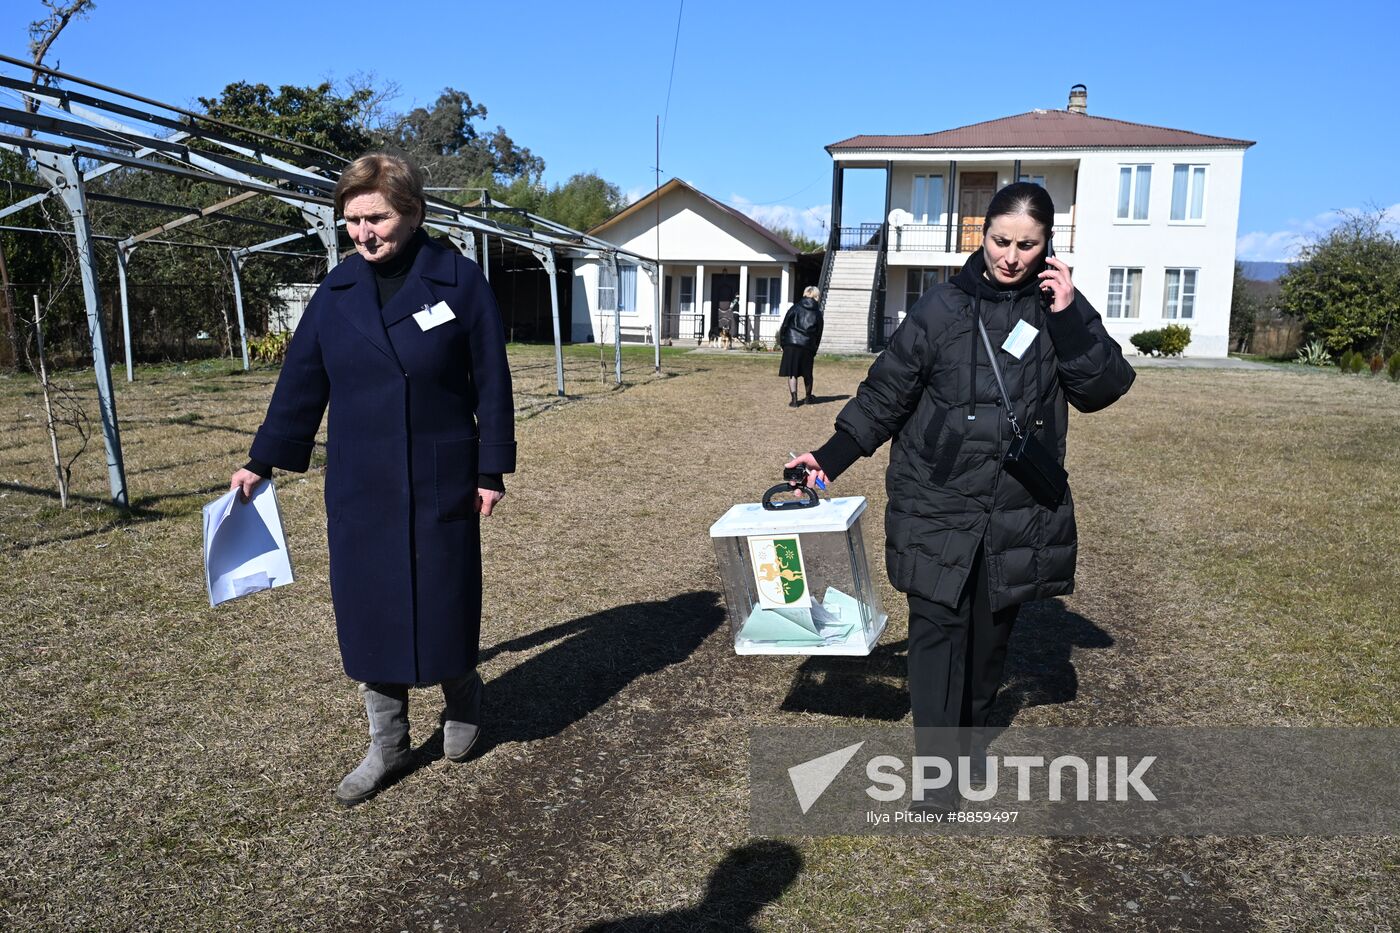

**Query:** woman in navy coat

left=230, top=152, right=515, bottom=806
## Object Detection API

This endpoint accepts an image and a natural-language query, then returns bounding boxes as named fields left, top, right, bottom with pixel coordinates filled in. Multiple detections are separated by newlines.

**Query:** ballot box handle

left=761, top=483, right=820, bottom=511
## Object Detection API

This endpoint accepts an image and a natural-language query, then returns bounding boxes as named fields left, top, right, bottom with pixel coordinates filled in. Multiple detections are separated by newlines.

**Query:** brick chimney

left=1068, top=84, right=1087, bottom=114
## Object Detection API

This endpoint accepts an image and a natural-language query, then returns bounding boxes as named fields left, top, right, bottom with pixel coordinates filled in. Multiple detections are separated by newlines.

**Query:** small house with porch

left=822, top=85, right=1254, bottom=356
left=575, top=178, right=801, bottom=345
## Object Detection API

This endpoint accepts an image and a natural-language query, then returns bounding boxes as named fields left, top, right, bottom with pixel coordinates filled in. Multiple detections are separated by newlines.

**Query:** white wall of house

left=837, top=145, right=1247, bottom=356
left=1073, top=148, right=1244, bottom=358
left=580, top=183, right=798, bottom=344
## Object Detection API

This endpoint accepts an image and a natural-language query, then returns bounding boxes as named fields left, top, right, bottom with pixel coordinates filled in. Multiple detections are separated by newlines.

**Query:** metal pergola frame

left=0, top=54, right=662, bottom=507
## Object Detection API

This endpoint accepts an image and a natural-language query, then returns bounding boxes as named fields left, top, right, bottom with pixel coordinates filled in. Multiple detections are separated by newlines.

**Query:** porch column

left=828, top=162, right=844, bottom=251
left=695, top=263, right=706, bottom=341
left=656, top=262, right=666, bottom=338
left=737, top=264, right=749, bottom=340
left=779, top=264, right=792, bottom=343
left=882, top=160, right=894, bottom=227
left=944, top=161, right=958, bottom=253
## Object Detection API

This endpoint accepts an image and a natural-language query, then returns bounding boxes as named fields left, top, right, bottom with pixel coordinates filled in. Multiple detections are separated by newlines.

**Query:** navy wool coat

left=250, top=237, right=516, bottom=684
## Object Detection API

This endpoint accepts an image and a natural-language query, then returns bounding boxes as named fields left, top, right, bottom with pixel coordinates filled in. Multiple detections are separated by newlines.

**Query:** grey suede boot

left=440, top=672, right=483, bottom=763
left=335, top=683, right=412, bottom=807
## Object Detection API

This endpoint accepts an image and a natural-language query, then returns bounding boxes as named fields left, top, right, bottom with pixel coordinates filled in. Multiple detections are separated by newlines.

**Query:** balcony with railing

left=885, top=223, right=1076, bottom=254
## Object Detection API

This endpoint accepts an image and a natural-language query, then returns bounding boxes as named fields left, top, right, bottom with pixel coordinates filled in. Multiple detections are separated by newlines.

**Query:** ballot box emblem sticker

left=748, top=535, right=811, bottom=610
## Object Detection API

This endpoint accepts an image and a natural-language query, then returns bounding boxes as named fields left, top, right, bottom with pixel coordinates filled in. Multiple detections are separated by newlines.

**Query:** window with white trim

left=1018, top=174, right=1046, bottom=187
left=1163, top=268, right=1198, bottom=319
left=1106, top=267, right=1142, bottom=319
left=1170, top=164, right=1207, bottom=221
left=679, top=275, right=694, bottom=314
left=598, top=263, right=616, bottom=312
left=618, top=265, right=637, bottom=312
left=911, top=174, right=944, bottom=223
left=1116, top=164, right=1152, bottom=221
left=905, top=267, right=944, bottom=311
left=753, top=276, right=783, bottom=314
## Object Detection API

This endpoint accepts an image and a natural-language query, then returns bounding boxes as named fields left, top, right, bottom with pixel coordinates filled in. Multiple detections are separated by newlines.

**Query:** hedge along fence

left=1, top=280, right=285, bottom=371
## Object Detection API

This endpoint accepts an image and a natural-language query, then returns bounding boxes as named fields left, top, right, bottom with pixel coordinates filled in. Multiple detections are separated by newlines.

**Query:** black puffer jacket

left=778, top=297, right=823, bottom=351
left=814, top=250, right=1135, bottom=611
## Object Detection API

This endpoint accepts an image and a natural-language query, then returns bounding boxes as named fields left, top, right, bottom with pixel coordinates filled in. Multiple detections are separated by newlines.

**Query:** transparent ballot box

left=708, top=496, right=886, bottom=655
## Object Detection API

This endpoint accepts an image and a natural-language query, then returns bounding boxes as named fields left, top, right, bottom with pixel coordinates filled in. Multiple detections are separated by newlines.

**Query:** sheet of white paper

left=1002, top=319, right=1039, bottom=359
left=203, top=481, right=294, bottom=607
left=412, top=300, right=456, bottom=331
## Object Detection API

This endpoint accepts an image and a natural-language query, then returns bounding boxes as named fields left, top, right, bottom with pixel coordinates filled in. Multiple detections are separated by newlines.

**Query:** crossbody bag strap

left=976, top=315, right=1024, bottom=441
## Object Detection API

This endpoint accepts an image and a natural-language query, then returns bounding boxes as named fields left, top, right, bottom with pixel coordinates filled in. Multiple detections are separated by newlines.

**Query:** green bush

left=1339, top=350, right=1356, bottom=373
left=1347, top=350, right=1368, bottom=374
left=1130, top=329, right=1164, bottom=356
left=1389, top=352, right=1400, bottom=381
left=248, top=331, right=292, bottom=364
left=1159, top=324, right=1192, bottom=357
left=1296, top=340, right=1332, bottom=366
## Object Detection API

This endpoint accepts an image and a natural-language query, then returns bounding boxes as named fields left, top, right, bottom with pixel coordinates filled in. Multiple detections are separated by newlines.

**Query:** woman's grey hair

left=803, top=286, right=821, bottom=300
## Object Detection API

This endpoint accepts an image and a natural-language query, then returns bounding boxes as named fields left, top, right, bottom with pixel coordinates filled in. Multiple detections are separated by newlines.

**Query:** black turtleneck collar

left=370, top=228, right=428, bottom=308
left=951, top=248, right=1044, bottom=303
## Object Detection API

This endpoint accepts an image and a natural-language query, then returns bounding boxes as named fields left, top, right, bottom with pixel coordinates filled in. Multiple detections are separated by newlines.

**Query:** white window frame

left=1170, top=164, right=1208, bottom=223
left=905, top=267, right=943, bottom=312
left=1115, top=164, right=1152, bottom=223
left=598, top=263, right=617, bottom=312
left=1105, top=267, right=1142, bottom=319
left=617, top=264, right=638, bottom=312
left=679, top=275, right=695, bottom=314
left=754, top=275, right=783, bottom=314
left=1018, top=174, right=1046, bottom=187
left=911, top=174, right=944, bottom=224
left=1163, top=268, right=1198, bottom=319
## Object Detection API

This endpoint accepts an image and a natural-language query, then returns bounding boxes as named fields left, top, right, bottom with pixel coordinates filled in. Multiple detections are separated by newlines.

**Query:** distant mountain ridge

left=1241, top=261, right=1292, bottom=282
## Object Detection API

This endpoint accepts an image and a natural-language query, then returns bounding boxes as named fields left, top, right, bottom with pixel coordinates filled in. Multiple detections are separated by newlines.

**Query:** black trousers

left=906, top=546, right=1020, bottom=729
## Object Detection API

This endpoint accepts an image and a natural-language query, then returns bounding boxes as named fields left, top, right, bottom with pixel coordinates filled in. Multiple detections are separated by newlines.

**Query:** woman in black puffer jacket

left=777, top=285, right=824, bottom=407
left=788, top=183, right=1134, bottom=737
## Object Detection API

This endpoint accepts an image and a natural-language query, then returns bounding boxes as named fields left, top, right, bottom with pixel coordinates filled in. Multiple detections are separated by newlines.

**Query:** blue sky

left=3, top=0, right=1397, bottom=260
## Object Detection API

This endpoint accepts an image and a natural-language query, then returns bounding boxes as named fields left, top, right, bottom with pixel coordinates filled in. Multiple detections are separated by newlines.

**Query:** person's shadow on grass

left=576, top=840, right=803, bottom=932
left=778, top=597, right=1113, bottom=726
left=441, top=590, right=725, bottom=757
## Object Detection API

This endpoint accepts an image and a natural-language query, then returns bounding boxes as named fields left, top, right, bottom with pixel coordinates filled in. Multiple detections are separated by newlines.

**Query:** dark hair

left=983, top=182, right=1056, bottom=237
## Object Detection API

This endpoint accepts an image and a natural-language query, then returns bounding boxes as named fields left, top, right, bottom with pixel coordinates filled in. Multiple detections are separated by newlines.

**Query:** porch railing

left=837, top=223, right=883, bottom=250
left=887, top=223, right=1077, bottom=253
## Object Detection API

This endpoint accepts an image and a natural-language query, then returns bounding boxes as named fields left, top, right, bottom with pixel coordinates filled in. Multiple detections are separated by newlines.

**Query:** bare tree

left=22, top=199, right=91, bottom=507
left=26, top=0, right=98, bottom=97
left=1, top=1, right=98, bottom=370
left=338, top=71, right=402, bottom=139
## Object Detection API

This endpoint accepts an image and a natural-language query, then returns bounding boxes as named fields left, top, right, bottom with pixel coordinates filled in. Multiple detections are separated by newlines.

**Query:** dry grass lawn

left=0, top=344, right=1397, bottom=931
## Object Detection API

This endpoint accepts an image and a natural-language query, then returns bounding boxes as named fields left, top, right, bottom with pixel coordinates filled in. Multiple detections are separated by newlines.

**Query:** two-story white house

left=822, top=85, right=1254, bottom=356
left=574, top=178, right=801, bottom=345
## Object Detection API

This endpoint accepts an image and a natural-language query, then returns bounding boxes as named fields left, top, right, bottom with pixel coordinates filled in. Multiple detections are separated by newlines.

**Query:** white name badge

left=1002, top=319, right=1039, bottom=359
left=413, top=300, right=456, bottom=331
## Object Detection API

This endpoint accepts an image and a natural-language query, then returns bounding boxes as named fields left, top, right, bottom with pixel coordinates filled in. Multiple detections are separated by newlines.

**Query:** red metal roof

left=828, top=110, right=1254, bottom=152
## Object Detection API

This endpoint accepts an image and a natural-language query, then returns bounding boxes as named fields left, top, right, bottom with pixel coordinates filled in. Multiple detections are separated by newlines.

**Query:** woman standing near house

left=777, top=285, right=824, bottom=406
left=228, top=152, right=516, bottom=807
left=787, top=183, right=1134, bottom=763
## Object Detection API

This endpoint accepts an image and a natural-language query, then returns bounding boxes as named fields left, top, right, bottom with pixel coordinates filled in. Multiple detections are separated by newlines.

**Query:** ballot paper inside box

left=708, top=496, right=886, bottom=655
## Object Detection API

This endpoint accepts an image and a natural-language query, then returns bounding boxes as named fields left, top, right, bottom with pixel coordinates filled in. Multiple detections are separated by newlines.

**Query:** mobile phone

left=1040, top=239, right=1057, bottom=309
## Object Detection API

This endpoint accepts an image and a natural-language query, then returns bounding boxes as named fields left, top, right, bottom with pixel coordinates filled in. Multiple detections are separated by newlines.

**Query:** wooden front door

left=958, top=172, right=998, bottom=251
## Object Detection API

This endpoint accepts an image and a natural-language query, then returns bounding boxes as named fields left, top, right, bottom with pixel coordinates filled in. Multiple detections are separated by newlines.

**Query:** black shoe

left=789, top=393, right=800, bottom=407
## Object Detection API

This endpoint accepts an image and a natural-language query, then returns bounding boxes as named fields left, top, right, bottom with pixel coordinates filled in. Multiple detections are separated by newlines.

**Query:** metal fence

left=1, top=281, right=264, bottom=370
